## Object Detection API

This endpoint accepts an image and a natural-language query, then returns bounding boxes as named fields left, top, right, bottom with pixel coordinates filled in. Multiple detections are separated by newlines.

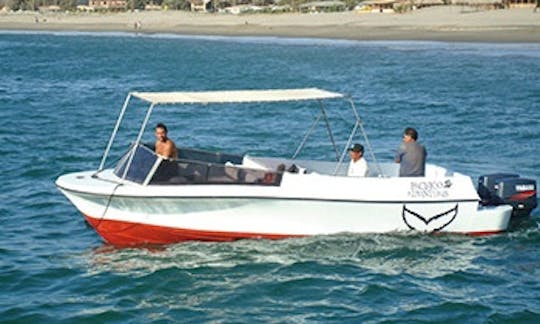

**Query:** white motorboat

left=56, top=88, right=537, bottom=246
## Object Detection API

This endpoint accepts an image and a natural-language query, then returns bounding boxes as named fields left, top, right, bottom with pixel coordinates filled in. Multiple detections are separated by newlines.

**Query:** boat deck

left=244, top=155, right=454, bottom=178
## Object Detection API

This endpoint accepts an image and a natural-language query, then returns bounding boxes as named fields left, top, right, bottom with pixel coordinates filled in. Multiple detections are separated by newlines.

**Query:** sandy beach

left=1, top=7, right=540, bottom=42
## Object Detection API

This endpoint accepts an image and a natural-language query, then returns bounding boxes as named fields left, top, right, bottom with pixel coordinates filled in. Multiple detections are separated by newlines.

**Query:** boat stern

left=468, top=204, right=513, bottom=235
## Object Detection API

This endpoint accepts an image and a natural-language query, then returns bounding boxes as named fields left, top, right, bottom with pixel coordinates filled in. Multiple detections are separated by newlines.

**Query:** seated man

left=347, top=143, right=369, bottom=177
left=395, top=127, right=427, bottom=177
left=154, top=122, right=178, bottom=160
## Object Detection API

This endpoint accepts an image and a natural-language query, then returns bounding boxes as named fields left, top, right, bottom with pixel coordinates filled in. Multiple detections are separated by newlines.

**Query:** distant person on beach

left=395, top=127, right=427, bottom=177
left=348, top=143, right=369, bottom=177
left=535, top=0, right=540, bottom=12
left=155, top=123, right=178, bottom=160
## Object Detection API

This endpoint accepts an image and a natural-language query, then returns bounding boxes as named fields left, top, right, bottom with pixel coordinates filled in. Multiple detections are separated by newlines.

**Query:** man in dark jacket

left=395, top=127, right=427, bottom=177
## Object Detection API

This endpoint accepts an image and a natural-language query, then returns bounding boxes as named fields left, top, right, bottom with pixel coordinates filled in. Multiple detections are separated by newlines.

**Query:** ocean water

left=1, top=31, right=539, bottom=322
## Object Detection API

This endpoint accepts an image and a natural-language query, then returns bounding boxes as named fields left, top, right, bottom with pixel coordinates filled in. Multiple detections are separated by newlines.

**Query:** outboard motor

left=478, top=173, right=537, bottom=217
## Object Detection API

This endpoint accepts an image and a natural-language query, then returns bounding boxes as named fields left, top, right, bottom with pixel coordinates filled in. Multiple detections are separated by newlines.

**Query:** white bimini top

left=131, top=88, right=344, bottom=105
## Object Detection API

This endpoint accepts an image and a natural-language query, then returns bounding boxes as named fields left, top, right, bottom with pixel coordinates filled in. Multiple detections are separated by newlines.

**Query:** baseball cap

left=349, top=143, right=364, bottom=153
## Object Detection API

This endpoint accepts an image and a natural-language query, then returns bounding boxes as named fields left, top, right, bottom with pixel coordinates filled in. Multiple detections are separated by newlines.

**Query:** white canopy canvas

left=131, top=88, right=344, bottom=105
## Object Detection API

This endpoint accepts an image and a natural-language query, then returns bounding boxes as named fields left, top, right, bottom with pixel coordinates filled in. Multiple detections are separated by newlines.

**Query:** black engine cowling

left=478, top=173, right=537, bottom=217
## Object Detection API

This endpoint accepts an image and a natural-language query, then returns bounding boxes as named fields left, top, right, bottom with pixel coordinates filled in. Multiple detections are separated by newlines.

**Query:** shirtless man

left=155, top=123, right=178, bottom=160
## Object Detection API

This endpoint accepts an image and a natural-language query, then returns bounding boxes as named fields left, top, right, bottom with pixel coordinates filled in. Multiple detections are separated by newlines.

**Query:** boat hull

left=83, top=214, right=301, bottom=245
left=60, top=188, right=513, bottom=246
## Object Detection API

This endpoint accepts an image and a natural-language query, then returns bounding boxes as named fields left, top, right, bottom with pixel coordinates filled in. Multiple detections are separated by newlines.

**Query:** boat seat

left=167, top=176, right=190, bottom=184
left=223, top=166, right=265, bottom=184
left=150, top=160, right=180, bottom=184
left=224, top=166, right=241, bottom=182
left=244, top=172, right=259, bottom=183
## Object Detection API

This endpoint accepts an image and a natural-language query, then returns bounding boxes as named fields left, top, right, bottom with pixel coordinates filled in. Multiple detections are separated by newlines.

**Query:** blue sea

left=1, top=31, right=539, bottom=322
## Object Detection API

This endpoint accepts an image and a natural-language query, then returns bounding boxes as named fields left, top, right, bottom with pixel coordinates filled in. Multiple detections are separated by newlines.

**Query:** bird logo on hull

left=402, top=204, right=458, bottom=232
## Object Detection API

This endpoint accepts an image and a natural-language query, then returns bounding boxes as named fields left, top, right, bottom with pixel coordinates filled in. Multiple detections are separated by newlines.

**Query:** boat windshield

left=114, top=144, right=157, bottom=184
left=113, top=144, right=283, bottom=186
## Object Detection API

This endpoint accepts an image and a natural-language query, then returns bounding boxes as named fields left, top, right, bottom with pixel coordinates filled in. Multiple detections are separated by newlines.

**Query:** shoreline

left=1, top=7, right=540, bottom=43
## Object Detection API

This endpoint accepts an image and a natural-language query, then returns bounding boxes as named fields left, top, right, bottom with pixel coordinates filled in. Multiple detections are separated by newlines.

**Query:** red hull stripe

left=84, top=215, right=303, bottom=246
left=465, top=230, right=505, bottom=236
left=83, top=215, right=505, bottom=246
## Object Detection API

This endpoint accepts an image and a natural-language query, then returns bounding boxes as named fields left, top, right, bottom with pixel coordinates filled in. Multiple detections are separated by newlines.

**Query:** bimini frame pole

left=348, top=98, right=383, bottom=176
left=98, top=93, right=132, bottom=171
left=334, top=97, right=383, bottom=176
left=319, top=100, right=339, bottom=161
left=121, top=102, right=156, bottom=181
left=293, top=99, right=340, bottom=161
left=358, top=117, right=383, bottom=177
left=334, top=120, right=359, bottom=175
left=292, top=113, right=322, bottom=160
